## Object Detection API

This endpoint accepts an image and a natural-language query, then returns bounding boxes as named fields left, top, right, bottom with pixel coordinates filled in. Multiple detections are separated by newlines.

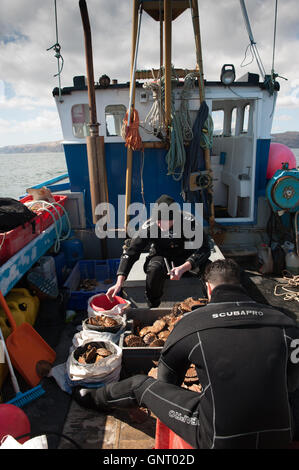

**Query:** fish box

left=120, top=308, right=172, bottom=377
left=63, top=259, right=120, bottom=310
left=0, top=215, right=41, bottom=265
left=19, top=194, right=68, bottom=231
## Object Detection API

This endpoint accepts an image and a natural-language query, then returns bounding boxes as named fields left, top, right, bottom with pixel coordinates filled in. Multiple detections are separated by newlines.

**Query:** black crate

left=120, top=308, right=172, bottom=377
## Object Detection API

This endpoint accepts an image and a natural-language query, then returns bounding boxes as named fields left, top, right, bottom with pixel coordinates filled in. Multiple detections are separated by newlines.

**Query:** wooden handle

left=0, top=291, right=17, bottom=332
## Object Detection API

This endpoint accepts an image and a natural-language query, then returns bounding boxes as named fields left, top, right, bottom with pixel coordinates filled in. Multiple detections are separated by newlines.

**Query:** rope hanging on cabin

left=200, top=113, right=213, bottom=150
left=121, top=1, right=143, bottom=151
left=47, top=0, right=64, bottom=102
left=165, top=71, right=198, bottom=181
left=121, top=108, right=143, bottom=151
left=143, top=79, right=165, bottom=138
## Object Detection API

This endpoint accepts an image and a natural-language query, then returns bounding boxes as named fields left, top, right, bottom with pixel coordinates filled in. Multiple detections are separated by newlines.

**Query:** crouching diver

left=74, top=259, right=299, bottom=449
left=106, top=194, right=211, bottom=308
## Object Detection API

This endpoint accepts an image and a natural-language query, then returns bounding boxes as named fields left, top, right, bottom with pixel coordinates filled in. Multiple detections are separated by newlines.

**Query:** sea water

left=0, top=149, right=298, bottom=201
left=0, top=152, right=67, bottom=199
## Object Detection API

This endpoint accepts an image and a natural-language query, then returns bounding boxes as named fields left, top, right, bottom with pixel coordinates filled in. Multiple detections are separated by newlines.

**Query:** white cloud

left=0, top=110, right=62, bottom=144
left=275, top=114, right=292, bottom=121
left=0, top=0, right=298, bottom=145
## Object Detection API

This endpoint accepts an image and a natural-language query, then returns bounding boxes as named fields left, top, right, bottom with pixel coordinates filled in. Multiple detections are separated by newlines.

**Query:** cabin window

left=242, top=104, right=250, bottom=133
left=230, top=107, right=237, bottom=136
left=105, top=105, right=126, bottom=136
left=212, top=110, right=224, bottom=136
left=71, top=104, right=90, bottom=138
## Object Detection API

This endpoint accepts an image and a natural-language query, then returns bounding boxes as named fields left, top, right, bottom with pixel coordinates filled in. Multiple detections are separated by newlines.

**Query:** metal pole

left=239, top=0, right=266, bottom=79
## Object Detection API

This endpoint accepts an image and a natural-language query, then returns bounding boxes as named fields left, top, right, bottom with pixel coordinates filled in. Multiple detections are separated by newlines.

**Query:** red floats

left=0, top=404, right=30, bottom=444
left=266, top=143, right=296, bottom=179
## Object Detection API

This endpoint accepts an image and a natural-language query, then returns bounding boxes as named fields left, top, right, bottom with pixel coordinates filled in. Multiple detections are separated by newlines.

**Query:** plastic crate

left=0, top=215, right=41, bottom=265
left=120, top=308, right=172, bottom=377
left=20, top=195, right=67, bottom=231
left=63, top=259, right=120, bottom=310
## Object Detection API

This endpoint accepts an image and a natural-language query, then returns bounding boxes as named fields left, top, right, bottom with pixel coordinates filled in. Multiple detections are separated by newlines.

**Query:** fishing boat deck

left=1, top=256, right=298, bottom=449
left=59, top=265, right=299, bottom=449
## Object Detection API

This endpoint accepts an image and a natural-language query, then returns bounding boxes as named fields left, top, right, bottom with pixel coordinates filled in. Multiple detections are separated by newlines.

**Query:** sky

left=0, top=0, right=298, bottom=147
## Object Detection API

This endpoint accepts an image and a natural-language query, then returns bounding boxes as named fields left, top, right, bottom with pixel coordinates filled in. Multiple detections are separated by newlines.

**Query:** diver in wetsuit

left=74, top=259, right=299, bottom=449
left=106, top=194, right=211, bottom=308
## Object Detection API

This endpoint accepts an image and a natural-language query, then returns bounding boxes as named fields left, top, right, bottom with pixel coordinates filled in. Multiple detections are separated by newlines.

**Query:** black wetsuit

left=117, top=212, right=211, bottom=306
left=77, top=285, right=299, bottom=449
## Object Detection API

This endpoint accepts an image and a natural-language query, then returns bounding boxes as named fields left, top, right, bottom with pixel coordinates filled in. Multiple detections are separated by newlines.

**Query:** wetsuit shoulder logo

left=212, top=310, right=264, bottom=319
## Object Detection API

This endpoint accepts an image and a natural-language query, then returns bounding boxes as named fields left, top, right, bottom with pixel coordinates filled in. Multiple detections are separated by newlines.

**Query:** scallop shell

left=125, top=335, right=145, bottom=347
left=139, top=326, right=153, bottom=337
left=149, top=339, right=165, bottom=347
left=188, top=383, right=203, bottom=393
left=158, top=330, right=170, bottom=341
left=96, top=348, right=112, bottom=357
left=151, top=319, right=166, bottom=334
left=148, top=367, right=158, bottom=379
left=143, top=332, right=157, bottom=345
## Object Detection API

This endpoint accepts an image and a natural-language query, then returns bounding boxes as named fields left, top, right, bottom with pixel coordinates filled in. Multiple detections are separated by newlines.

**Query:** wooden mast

left=191, top=0, right=215, bottom=234
left=164, top=0, right=172, bottom=135
left=125, top=0, right=139, bottom=229
left=79, top=0, right=108, bottom=256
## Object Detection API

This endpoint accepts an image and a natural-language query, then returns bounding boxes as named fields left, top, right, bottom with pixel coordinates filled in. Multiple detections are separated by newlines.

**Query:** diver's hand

left=169, top=266, right=184, bottom=280
left=106, top=276, right=125, bottom=301
left=169, top=261, right=192, bottom=280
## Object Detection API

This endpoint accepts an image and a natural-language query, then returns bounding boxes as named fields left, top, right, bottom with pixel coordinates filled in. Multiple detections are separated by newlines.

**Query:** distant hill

left=0, top=132, right=298, bottom=154
left=271, top=132, right=299, bottom=148
left=0, top=141, right=63, bottom=154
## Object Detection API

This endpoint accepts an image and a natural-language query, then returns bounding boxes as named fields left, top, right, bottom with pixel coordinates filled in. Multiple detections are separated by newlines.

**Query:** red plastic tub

left=0, top=215, right=41, bottom=265
left=155, top=419, right=194, bottom=449
left=90, top=293, right=128, bottom=312
left=20, top=195, right=67, bottom=231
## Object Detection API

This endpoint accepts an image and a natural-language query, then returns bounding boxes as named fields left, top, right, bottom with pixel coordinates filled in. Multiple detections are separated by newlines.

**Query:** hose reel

left=189, top=170, right=213, bottom=191
left=266, top=164, right=299, bottom=213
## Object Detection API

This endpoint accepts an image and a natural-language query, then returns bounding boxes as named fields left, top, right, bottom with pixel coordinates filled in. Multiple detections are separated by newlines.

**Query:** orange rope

left=122, top=108, right=143, bottom=151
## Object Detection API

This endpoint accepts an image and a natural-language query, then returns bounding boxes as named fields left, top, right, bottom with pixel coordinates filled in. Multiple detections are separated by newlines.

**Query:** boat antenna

left=47, top=0, right=64, bottom=102
left=239, top=0, right=266, bottom=80
left=270, top=0, right=287, bottom=83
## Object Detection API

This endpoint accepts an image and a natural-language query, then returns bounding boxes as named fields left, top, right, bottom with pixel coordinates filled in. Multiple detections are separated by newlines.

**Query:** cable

left=47, top=0, right=64, bottom=102
left=272, top=0, right=278, bottom=76
left=240, top=43, right=255, bottom=68
left=140, top=149, right=145, bottom=205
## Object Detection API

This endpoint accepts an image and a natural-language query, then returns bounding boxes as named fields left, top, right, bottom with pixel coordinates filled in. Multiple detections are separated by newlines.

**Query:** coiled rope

left=165, top=71, right=197, bottom=181
left=121, top=108, right=143, bottom=151
left=143, top=80, right=165, bottom=137
left=274, top=271, right=299, bottom=302
left=26, top=200, right=71, bottom=253
left=200, top=113, right=214, bottom=150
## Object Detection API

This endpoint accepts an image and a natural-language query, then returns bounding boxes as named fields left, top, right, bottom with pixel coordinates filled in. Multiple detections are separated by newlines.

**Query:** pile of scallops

left=124, top=296, right=207, bottom=348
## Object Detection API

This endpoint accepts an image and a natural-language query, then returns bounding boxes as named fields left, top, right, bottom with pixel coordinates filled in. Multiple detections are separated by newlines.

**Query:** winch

left=266, top=163, right=299, bottom=213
